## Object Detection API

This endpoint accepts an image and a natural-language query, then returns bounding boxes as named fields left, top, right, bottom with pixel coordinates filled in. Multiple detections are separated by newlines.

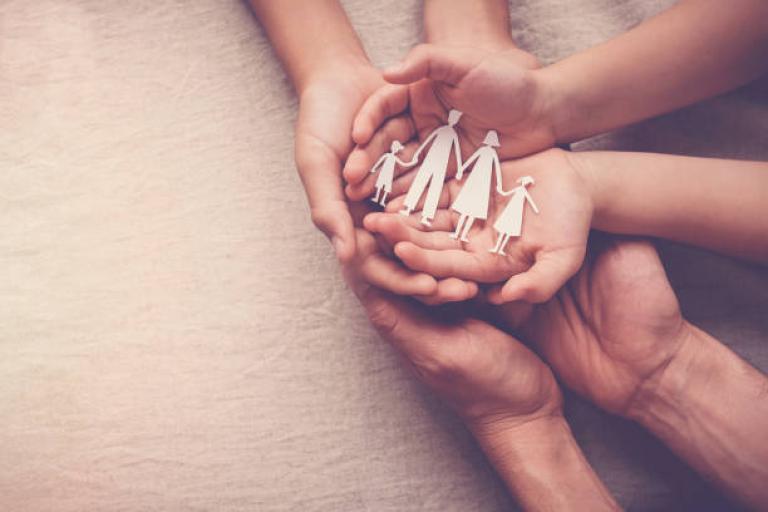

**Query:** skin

left=365, top=149, right=593, bottom=304
left=343, top=260, right=619, bottom=511
left=364, top=148, right=768, bottom=304
left=350, top=0, right=768, bottom=180
left=499, top=236, right=768, bottom=509
left=250, top=0, right=481, bottom=303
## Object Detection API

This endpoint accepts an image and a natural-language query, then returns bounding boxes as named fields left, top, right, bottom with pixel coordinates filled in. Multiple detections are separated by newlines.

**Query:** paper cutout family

left=368, top=109, right=539, bottom=255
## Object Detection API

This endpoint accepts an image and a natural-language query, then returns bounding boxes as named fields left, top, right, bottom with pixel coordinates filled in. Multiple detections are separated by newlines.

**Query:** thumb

left=384, top=44, right=476, bottom=86
left=488, top=250, right=584, bottom=304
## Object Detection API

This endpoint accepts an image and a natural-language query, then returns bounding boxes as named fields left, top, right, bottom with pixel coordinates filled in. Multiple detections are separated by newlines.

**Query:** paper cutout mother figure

left=369, top=140, right=415, bottom=207
left=489, top=176, right=540, bottom=255
left=400, top=109, right=463, bottom=227
left=449, top=130, right=503, bottom=242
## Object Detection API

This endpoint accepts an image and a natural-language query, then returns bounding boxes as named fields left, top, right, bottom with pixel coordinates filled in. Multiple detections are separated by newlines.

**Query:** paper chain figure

left=369, top=140, right=416, bottom=207
left=367, top=109, right=540, bottom=253
left=489, top=176, right=539, bottom=255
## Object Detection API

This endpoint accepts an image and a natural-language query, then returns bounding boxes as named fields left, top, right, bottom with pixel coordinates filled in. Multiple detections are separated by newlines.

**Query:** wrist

left=297, top=50, right=375, bottom=96
left=423, top=0, right=514, bottom=51
left=471, top=414, right=619, bottom=511
left=626, top=321, right=709, bottom=425
left=535, top=64, right=585, bottom=145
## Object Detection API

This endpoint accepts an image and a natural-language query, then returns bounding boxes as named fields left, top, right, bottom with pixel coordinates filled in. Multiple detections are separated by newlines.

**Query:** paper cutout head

left=517, top=175, right=535, bottom=186
left=483, top=130, right=500, bottom=147
left=447, top=109, right=463, bottom=126
left=390, top=140, right=404, bottom=153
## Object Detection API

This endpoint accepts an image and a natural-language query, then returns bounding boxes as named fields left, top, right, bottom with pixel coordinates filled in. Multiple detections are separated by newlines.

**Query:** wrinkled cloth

left=1, top=1, right=766, bottom=510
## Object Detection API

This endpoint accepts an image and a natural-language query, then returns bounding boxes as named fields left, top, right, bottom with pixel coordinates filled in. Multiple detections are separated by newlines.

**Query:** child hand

left=343, top=44, right=548, bottom=200
left=352, top=44, right=554, bottom=161
left=364, top=149, right=593, bottom=304
left=347, top=221, right=479, bottom=306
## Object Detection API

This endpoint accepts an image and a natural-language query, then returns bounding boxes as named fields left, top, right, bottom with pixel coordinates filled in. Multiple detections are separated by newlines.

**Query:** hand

left=364, top=149, right=593, bottom=304
left=500, top=236, right=688, bottom=416
left=345, top=220, right=480, bottom=305
left=349, top=42, right=554, bottom=165
left=343, top=43, right=547, bottom=202
left=294, top=60, right=385, bottom=262
left=343, top=266, right=562, bottom=430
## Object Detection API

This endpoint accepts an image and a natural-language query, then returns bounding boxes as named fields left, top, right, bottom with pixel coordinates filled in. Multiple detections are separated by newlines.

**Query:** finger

left=295, top=134, right=355, bottom=262
left=352, top=84, right=410, bottom=146
left=395, top=241, right=489, bottom=282
left=416, top=278, right=479, bottom=305
left=384, top=44, right=477, bottom=86
left=359, top=250, right=438, bottom=297
left=384, top=176, right=453, bottom=214
left=343, top=116, right=416, bottom=186
left=487, top=249, right=584, bottom=304
left=367, top=208, right=456, bottom=233
left=364, top=213, right=461, bottom=251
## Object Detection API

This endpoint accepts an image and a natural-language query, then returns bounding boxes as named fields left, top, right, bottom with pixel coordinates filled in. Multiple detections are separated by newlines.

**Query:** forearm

left=629, top=323, right=768, bottom=508
left=542, top=0, right=768, bottom=142
left=574, top=150, right=768, bottom=262
left=472, top=416, right=619, bottom=511
left=423, top=0, right=513, bottom=49
left=248, top=0, right=370, bottom=93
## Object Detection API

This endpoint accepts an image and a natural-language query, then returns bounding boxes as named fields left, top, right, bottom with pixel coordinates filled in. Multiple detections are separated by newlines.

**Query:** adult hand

left=344, top=265, right=560, bottom=429
left=500, top=236, right=686, bottom=416
left=345, top=268, right=619, bottom=510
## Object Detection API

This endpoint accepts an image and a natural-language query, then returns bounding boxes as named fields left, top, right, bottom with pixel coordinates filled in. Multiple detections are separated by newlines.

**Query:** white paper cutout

left=399, top=109, right=463, bottom=227
left=449, top=130, right=503, bottom=242
left=489, top=176, right=539, bottom=255
left=370, top=140, right=415, bottom=207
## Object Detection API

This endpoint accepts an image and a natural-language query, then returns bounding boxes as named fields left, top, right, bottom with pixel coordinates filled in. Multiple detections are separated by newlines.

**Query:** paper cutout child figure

left=449, top=130, right=503, bottom=242
left=369, top=140, right=414, bottom=207
left=489, top=176, right=540, bottom=255
left=400, top=109, right=463, bottom=227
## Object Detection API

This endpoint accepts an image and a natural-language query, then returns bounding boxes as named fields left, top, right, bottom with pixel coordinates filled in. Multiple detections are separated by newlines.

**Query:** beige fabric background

left=1, top=1, right=766, bottom=510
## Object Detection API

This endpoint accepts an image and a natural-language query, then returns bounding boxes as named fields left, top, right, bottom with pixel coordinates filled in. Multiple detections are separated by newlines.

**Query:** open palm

left=364, top=149, right=593, bottom=304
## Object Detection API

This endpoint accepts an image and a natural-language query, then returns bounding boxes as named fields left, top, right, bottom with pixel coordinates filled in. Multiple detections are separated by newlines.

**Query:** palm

left=425, top=47, right=551, bottom=159
left=367, top=149, right=592, bottom=303
left=343, top=271, right=561, bottom=425
left=504, top=237, right=686, bottom=415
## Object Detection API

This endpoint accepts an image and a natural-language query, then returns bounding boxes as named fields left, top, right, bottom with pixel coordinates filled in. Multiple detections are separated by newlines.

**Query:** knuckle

left=309, top=206, right=336, bottom=232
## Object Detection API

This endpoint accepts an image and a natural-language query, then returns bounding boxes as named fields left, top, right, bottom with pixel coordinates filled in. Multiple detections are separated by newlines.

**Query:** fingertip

left=333, top=235, right=356, bottom=264
left=343, top=150, right=367, bottom=184
left=464, top=281, right=479, bottom=299
left=415, top=273, right=439, bottom=295
left=363, top=212, right=382, bottom=232
left=352, top=120, right=372, bottom=146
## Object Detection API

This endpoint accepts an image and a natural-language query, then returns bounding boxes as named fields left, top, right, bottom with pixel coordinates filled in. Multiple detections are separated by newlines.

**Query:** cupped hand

left=343, top=43, right=550, bottom=201
left=364, top=149, right=593, bottom=304
left=343, top=43, right=555, bottom=191
left=500, top=236, right=688, bottom=416
left=295, top=61, right=386, bottom=262
left=343, top=266, right=562, bottom=430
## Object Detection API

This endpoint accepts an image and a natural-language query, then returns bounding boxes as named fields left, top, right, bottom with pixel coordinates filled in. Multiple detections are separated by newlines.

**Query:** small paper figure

left=369, top=140, right=414, bottom=207
left=400, top=109, right=463, bottom=227
left=489, top=176, right=540, bottom=255
left=449, top=130, right=503, bottom=242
